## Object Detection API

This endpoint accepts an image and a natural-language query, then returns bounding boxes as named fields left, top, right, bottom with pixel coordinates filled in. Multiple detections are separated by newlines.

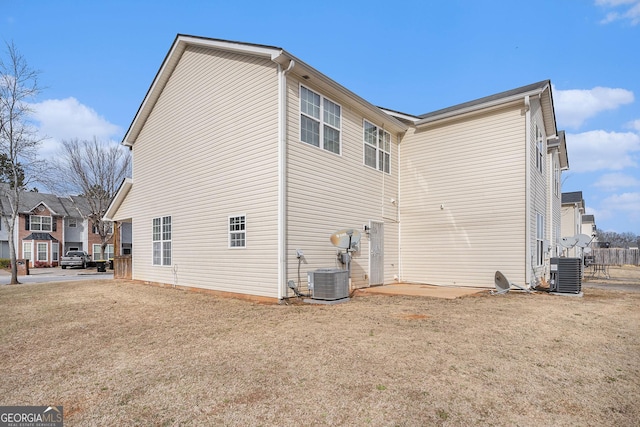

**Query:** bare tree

left=0, top=41, right=45, bottom=284
left=51, top=137, right=131, bottom=260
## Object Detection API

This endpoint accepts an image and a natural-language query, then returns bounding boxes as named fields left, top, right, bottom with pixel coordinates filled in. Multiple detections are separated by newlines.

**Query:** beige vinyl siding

left=129, top=46, right=280, bottom=298
left=400, top=105, right=526, bottom=288
left=529, top=98, right=548, bottom=280
left=284, top=77, right=400, bottom=291
left=548, top=152, right=562, bottom=258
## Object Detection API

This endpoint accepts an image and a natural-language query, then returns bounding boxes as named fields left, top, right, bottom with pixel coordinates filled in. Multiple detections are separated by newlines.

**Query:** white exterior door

left=369, top=221, right=384, bottom=286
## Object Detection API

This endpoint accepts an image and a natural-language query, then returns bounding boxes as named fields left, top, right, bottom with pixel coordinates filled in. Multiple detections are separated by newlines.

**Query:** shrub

left=0, top=258, right=10, bottom=269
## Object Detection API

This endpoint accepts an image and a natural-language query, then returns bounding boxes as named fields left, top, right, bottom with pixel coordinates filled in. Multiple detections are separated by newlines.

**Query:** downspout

left=277, top=58, right=295, bottom=300
left=524, top=95, right=532, bottom=287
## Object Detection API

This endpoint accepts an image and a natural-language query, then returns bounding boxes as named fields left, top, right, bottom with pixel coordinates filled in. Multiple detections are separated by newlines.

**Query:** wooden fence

left=114, top=255, right=132, bottom=279
left=590, top=248, right=640, bottom=266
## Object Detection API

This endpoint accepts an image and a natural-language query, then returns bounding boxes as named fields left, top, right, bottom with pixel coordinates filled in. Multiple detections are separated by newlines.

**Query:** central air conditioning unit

left=550, top=257, right=582, bottom=294
left=307, top=268, right=349, bottom=300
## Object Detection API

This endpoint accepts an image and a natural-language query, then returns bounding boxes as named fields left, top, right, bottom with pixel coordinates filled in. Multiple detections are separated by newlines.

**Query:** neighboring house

left=0, top=188, right=131, bottom=267
left=105, top=34, right=569, bottom=300
left=561, top=191, right=586, bottom=257
left=581, top=214, right=597, bottom=248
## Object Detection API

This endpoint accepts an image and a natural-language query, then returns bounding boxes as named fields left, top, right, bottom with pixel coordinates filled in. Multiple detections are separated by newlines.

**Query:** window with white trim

left=554, top=162, right=560, bottom=196
left=68, top=218, right=77, bottom=228
left=37, top=243, right=47, bottom=262
left=229, top=215, right=246, bottom=248
left=152, top=216, right=172, bottom=265
left=93, top=244, right=114, bottom=261
left=363, top=120, right=391, bottom=173
left=536, top=213, right=545, bottom=266
left=30, top=215, right=52, bottom=231
left=536, top=125, right=544, bottom=173
left=300, top=86, right=341, bottom=154
left=52, top=243, right=59, bottom=262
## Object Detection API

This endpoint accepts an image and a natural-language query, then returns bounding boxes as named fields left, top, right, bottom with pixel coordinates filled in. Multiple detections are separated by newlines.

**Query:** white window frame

left=228, top=215, right=246, bottom=249
left=92, top=244, right=114, bottom=261
left=152, top=216, right=172, bottom=266
left=22, top=242, right=32, bottom=261
left=37, top=243, right=48, bottom=262
left=554, top=162, right=560, bottom=196
left=68, top=218, right=77, bottom=228
left=52, top=242, right=59, bottom=262
left=30, top=215, right=52, bottom=231
left=299, top=85, right=342, bottom=155
left=536, top=213, right=545, bottom=266
left=363, top=119, right=391, bottom=174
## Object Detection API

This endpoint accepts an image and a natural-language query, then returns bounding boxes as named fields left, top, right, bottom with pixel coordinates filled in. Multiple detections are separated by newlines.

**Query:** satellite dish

left=492, top=271, right=532, bottom=295
left=575, top=234, right=592, bottom=248
left=583, top=247, right=592, bottom=254
left=330, top=229, right=361, bottom=250
left=560, top=236, right=579, bottom=248
left=494, top=271, right=511, bottom=294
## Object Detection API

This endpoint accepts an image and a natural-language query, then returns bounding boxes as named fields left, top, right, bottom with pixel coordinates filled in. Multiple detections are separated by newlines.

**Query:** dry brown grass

left=1, top=270, right=639, bottom=426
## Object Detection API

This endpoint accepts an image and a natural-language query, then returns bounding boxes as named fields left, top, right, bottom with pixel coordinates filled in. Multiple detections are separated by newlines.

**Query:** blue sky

left=2, top=0, right=639, bottom=234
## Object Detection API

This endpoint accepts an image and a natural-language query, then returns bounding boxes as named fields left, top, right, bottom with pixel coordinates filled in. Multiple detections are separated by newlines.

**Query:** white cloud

left=626, top=118, right=640, bottom=131
left=601, top=192, right=640, bottom=220
left=554, top=85, right=634, bottom=129
left=566, top=130, right=640, bottom=172
left=593, top=172, right=640, bottom=189
left=30, top=97, right=122, bottom=158
left=596, top=0, right=640, bottom=25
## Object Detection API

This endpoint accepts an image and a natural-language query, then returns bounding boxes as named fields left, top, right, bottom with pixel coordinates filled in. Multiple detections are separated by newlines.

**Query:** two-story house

left=105, top=34, right=569, bottom=300
left=1, top=188, right=131, bottom=267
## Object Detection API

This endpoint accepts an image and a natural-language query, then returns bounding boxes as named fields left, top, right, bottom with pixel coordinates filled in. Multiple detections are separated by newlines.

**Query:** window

left=22, top=242, right=32, bottom=261
left=37, top=243, right=47, bottom=262
left=229, top=215, right=246, bottom=248
left=363, top=120, right=391, bottom=173
left=29, top=215, right=52, bottom=231
left=536, top=125, right=544, bottom=173
left=536, top=213, right=545, bottom=266
left=300, top=86, right=341, bottom=154
left=152, top=216, right=172, bottom=266
left=52, top=243, right=59, bottom=262
left=554, top=162, right=560, bottom=196
left=68, top=218, right=77, bottom=228
left=93, top=244, right=114, bottom=261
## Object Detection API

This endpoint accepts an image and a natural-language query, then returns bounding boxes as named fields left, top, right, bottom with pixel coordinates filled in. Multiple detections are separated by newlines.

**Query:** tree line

left=0, top=41, right=130, bottom=284
left=595, top=229, right=640, bottom=249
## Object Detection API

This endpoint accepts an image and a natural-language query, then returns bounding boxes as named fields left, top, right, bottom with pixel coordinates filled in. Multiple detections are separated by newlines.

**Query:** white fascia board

left=416, top=86, right=550, bottom=127
left=104, top=177, right=133, bottom=221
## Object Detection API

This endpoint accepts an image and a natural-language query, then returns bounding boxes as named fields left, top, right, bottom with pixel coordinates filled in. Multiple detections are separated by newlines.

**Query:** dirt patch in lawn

left=1, top=275, right=639, bottom=426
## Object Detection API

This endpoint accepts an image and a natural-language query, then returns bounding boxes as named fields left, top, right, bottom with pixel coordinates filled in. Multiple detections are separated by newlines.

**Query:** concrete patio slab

left=357, top=283, right=487, bottom=299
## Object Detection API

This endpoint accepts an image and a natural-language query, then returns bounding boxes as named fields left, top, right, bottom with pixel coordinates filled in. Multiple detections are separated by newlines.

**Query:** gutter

left=276, top=57, right=295, bottom=300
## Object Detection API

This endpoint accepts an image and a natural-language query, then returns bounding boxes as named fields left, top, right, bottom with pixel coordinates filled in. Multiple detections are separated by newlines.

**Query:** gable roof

left=548, top=130, right=569, bottom=170
left=582, top=214, right=595, bottom=223
left=415, top=80, right=557, bottom=137
left=123, top=34, right=407, bottom=147
left=0, top=184, right=93, bottom=218
left=562, top=191, right=584, bottom=205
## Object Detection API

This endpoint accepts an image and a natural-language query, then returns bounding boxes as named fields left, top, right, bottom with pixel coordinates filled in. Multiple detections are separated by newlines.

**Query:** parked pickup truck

left=60, top=251, right=91, bottom=269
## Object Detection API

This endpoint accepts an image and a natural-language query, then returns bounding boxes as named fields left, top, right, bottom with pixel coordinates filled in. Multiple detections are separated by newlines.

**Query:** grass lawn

left=1, top=277, right=639, bottom=426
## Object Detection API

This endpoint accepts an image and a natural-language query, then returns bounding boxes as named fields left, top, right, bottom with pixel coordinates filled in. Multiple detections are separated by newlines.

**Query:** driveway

left=0, top=266, right=113, bottom=285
